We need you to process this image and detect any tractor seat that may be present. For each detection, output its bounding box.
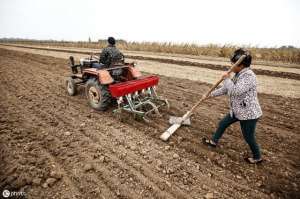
[109,68,124,82]
[80,58,98,67]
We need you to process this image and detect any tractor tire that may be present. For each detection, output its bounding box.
[85,78,111,111]
[66,77,77,96]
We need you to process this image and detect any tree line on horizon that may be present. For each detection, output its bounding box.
[0,37,299,64]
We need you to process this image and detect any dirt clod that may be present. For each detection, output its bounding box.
[204,192,214,199]
[173,153,180,159]
[83,163,94,172]
[32,178,42,186]
[50,171,62,179]
[45,178,57,187]
[64,131,72,136]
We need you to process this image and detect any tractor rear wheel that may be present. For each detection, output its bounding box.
[66,77,77,96]
[85,78,111,111]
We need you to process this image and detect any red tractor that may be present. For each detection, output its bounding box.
[66,55,169,121]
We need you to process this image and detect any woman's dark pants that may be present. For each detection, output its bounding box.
[212,113,261,160]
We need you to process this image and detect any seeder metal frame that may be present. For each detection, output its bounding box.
[113,86,169,122]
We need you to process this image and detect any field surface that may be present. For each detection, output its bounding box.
[0,46,299,199]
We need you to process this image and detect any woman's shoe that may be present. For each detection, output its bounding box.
[202,137,217,147]
[244,157,263,164]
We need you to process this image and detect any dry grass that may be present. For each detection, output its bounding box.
[1,39,299,64]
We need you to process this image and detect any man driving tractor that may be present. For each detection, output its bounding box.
[88,37,125,111]
[92,37,124,69]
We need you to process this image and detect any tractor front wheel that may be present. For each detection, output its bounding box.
[85,78,111,111]
[66,77,77,96]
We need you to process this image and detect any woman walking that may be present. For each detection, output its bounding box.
[202,48,263,164]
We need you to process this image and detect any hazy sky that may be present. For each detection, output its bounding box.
[0,0,299,47]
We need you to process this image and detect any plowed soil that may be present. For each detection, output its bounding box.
[0,48,299,199]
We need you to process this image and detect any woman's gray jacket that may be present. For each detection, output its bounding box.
[210,68,262,120]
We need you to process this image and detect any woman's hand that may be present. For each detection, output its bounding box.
[221,71,231,80]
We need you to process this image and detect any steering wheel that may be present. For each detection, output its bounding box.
[89,53,99,61]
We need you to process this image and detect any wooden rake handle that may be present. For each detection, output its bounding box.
[184,54,247,119]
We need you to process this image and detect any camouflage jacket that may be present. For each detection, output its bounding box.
[100,45,124,66]
[210,68,262,120]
